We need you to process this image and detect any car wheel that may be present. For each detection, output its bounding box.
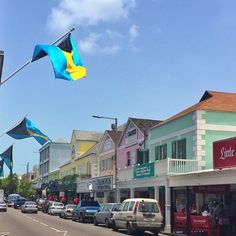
[79,214,85,223]
[112,221,118,231]
[152,231,160,236]
[105,218,109,228]
[94,217,98,226]
[126,222,133,235]
[72,215,76,221]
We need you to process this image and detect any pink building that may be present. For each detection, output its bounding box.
[117,117,161,201]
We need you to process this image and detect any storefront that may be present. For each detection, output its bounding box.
[76,178,93,200]
[169,136,236,235]
[92,175,114,203]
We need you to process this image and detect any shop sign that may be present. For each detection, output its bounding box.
[192,185,229,194]
[93,176,113,192]
[133,162,154,179]
[213,137,236,169]
[76,179,92,193]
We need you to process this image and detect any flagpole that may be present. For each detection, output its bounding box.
[0,27,75,86]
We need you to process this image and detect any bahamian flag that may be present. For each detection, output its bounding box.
[6,117,51,145]
[0,159,4,177]
[32,33,86,81]
[0,145,13,176]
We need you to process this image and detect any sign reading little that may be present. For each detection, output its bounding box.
[213,137,236,169]
[133,162,154,179]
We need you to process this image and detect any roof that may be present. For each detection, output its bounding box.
[130,117,162,133]
[152,90,236,128]
[72,130,103,142]
[107,130,123,143]
[77,142,100,159]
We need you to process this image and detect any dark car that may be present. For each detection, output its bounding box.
[72,200,100,223]
[94,203,121,228]
[14,197,27,209]
[42,200,52,213]
[36,198,46,211]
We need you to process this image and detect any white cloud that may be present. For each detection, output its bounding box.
[78,30,123,54]
[47,0,136,32]
[129,24,139,43]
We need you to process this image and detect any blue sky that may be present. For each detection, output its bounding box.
[1,0,236,175]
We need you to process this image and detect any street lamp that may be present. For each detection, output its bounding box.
[0,50,4,84]
[92,115,118,203]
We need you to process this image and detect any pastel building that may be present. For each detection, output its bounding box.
[148,90,236,232]
[117,117,161,201]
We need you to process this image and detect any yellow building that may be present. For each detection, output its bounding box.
[60,130,103,179]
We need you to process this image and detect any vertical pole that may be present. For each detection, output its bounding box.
[114,118,118,203]
[186,186,190,236]
[27,162,29,180]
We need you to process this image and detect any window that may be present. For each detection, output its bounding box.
[155,144,167,160]
[104,138,112,151]
[123,202,130,211]
[136,149,149,164]
[127,152,131,166]
[172,139,186,159]
[126,123,137,145]
[128,201,135,211]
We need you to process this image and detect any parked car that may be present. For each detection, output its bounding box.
[59,204,76,219]
[7,193,20,207]
[0,200,7,212]
[48,201,64,215]
[94,203,121,228]
[112,198,163,236]
[72,200,100,223]
[36,198,46,211]
[21,201,38,213]
[14,197,27,209]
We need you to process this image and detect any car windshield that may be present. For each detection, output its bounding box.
[67,204,76,209]
[0,201,5,204]
[138,202,159,213]
[54,203,64,207]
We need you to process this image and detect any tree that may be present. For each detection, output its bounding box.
[0,173,19,195]
[18,178,36,199]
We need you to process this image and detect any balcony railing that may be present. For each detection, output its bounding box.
[118,158,204,181]
[167,158,203,175]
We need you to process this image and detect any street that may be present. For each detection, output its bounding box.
[0,208,126,236]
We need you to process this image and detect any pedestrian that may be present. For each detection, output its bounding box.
[229,198,236,236]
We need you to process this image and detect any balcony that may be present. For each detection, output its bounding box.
[155,158,204,176]
[118,158,204,181]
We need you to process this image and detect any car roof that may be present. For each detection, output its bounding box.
[123,198,158,202]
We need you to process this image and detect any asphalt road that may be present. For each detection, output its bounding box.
[0,207,125,236]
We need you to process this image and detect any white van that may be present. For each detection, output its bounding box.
[112,198,163,235]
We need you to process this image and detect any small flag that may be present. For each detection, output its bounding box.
[0,145,13,176]
[0,159,4,177]
[32,33,86,81]
[7,117,51,145]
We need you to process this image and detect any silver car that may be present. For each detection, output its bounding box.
[48,201,64,215]
[21,201,38,213]
[59,204,76,219]
[94,203,121,228]
[0,200,7,212]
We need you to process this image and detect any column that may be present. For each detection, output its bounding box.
[155,186,159,201]
[130,187,134,198]
[117,188,121,203]
[164,186,171,233]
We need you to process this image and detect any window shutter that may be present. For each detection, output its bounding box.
[172,141,176,159]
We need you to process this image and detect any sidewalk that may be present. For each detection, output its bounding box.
[159,233,186,236]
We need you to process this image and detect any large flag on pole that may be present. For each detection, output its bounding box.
[32,33,86,81]
[0,159,4,177]
[0,145,13,176]
[6,117,51,145]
